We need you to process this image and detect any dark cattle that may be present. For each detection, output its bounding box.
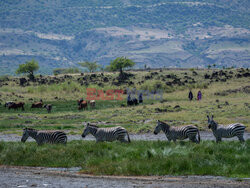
[77,98,84,106]
[133,98,138,105]
[4,101,14,108]
[44,104,52,113]
[78,101,88,110]
[31,99,43,108]
[88,100,95,108]
[8,102,25,110]
[127,98,138,106]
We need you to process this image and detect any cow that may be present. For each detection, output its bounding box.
[4,101,14,108]
[88,100,96,108]
[8,102,25,110]
[31,99,43,108]
[44,104,52,113]
[78,100,88,110]
[127,95,138,106]
[77,98,84,106]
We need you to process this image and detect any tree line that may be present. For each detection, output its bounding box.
[15,57,135,79]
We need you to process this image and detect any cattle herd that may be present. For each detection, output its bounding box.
[4,100,52,113]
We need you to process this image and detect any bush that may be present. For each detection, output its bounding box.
[0,75,9,82]
[53,68,80,75]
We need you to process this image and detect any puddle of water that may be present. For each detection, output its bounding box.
[46,167,81,172]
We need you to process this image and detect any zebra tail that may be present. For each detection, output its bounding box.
[64,135,68,144]
[127,132,131,143]
[197,130,201,143]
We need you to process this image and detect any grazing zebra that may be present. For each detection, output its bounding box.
[154,120,200,143]
[81,123,131,143]
[207,115,245,143]
[21,128,67,145]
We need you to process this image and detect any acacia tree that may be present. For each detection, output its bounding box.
[78,61,100,72]
[16,59,39,80]
[109,57,135,77]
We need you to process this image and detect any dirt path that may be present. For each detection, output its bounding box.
[0,166,249,188]
[0,132,249,142]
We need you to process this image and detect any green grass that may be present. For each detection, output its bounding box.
[0,69,249,134]
[0,140,249,178]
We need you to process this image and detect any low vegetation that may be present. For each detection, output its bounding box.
[0,68,249,134]
[0,68,249,177]
[0,140,249,178]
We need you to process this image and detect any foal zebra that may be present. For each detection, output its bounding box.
[154,120,200,143]
[81,123,131,143]
[207,115,245,143]
[21,128,67,145]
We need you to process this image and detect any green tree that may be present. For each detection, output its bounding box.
[16,59,39,80]
[207,65,211,69]
[213,64,216,68]
[78,61,100,72]
[109,57,135,77]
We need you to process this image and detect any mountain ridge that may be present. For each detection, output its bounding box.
[0,0,249,75]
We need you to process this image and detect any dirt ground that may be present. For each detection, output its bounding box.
[0,132,250,142]
[0,166,249,188]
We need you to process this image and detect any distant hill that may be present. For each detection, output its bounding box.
[0,0,249,75]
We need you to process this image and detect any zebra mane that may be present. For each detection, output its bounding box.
[159,120,169,126]
[87,123,99,128]
[158,120,170,129]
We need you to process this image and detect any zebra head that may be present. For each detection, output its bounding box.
[82,123,93,138]
[21,128,37,142]
[21,128,30,142]
[154,120,169,134]
[207,115,217,130]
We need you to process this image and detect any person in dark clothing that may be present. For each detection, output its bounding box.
[197,90,202,101]
[138,93,143,103]
[188,90,193,101]
[127,94,132,106]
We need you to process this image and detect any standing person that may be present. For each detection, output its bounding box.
[197,90,202,101]
[188,90,193,101]
[138,93,143,104]
[127,94,131,106]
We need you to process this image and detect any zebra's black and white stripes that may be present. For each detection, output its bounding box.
[81,123,131,143]
[21,128,67,145]
[207,115,245,143]
[154,120,200,143]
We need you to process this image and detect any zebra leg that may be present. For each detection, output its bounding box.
[237,135,245,143]
[189,136,198,143]
[216,137,222,143]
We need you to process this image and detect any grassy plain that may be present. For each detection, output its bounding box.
[0,68,249,177]
[0,69,249,135]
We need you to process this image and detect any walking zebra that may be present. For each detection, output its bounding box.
[21,128,67,145]
[81,123,131,143]
[207,115,245,143]
[154,120,200,143]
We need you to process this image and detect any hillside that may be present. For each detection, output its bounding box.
[0,0,250,75]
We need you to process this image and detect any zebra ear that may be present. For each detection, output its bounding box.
[211,115,214,120]
[207,115,210,120]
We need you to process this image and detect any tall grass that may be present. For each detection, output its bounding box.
[0,140,249,178]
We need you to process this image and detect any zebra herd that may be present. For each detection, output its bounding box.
[21,115,246,145]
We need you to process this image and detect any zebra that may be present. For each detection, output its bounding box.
[21,128,67,145]
[207,115,245,143]
[154,120,200,143]
[81,123,131,143]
